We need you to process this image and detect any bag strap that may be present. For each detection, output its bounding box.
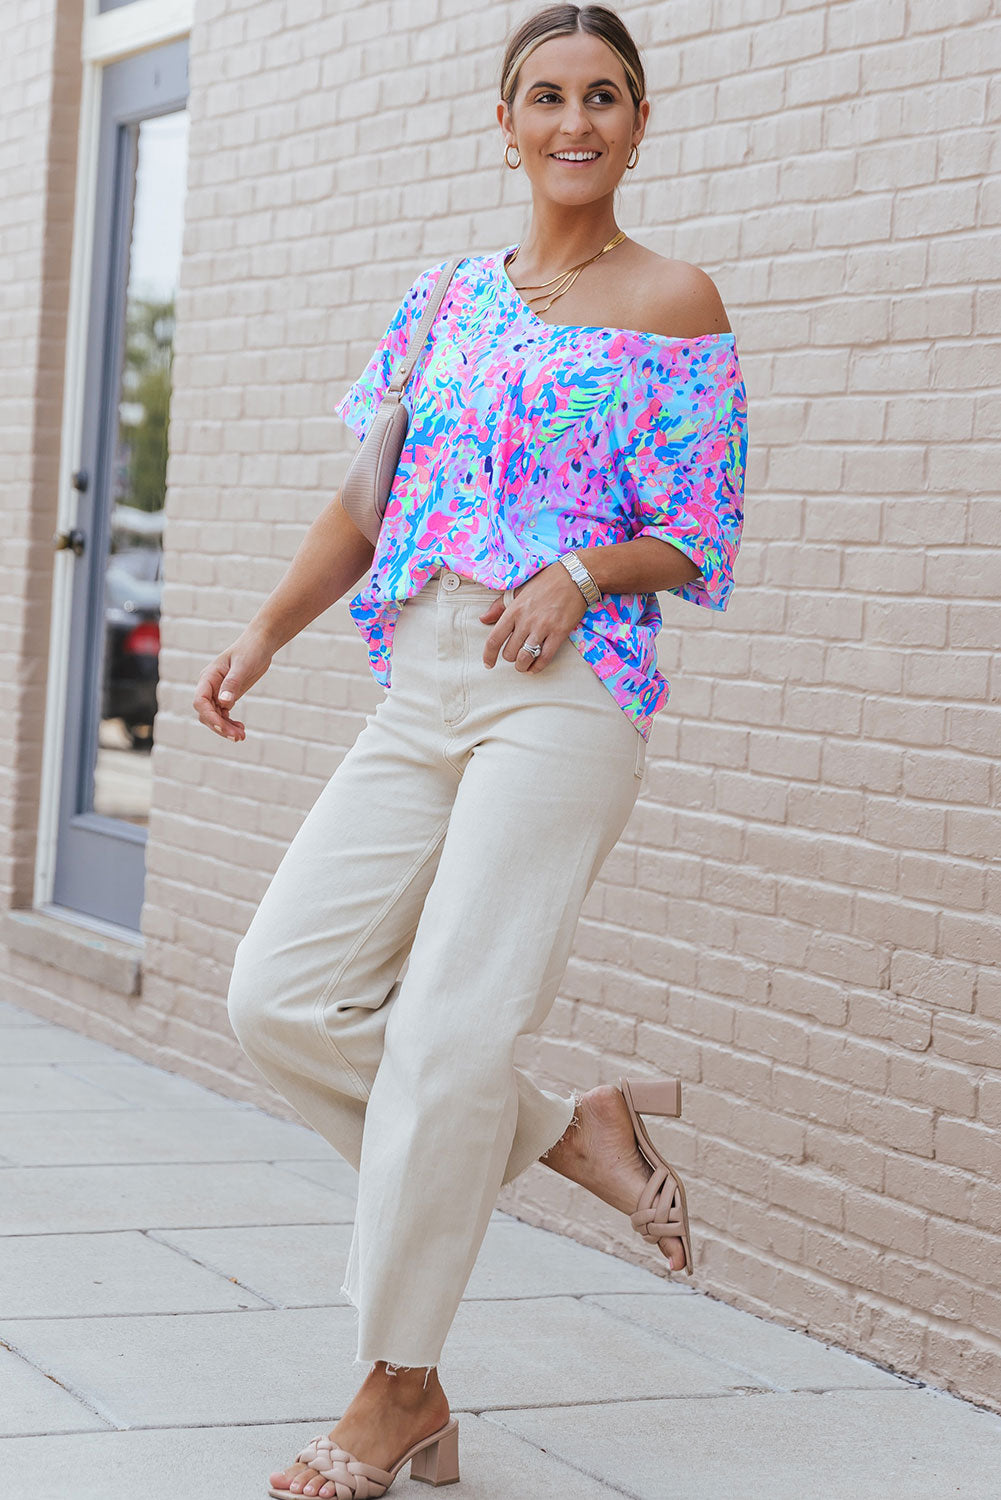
[387,254,464,394]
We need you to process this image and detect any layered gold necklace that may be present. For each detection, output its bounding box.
[506,229,626,313]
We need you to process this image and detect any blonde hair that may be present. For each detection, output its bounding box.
[500,4,646,115]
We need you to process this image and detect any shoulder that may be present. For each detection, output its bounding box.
[415,250,484,285]
[630,248,733,340]
[407,251,484,307]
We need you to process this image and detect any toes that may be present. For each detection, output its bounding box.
[663,1240,684,1271]
[666,1203,685,1269]
[270,1463,319,1496]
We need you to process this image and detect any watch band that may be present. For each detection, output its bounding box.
[558,550,603,607]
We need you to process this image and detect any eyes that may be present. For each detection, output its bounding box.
[532,89,617,106]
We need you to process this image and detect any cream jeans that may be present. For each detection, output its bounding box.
[226,567,646,1375]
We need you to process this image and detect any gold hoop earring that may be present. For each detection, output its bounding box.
[504,143,521,170]
[626,144,639,169]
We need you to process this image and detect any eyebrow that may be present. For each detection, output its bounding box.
[526,78,621,91]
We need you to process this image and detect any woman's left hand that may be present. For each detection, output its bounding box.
[479,563,591,672]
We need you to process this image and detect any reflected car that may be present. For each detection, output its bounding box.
[102,546,162,749]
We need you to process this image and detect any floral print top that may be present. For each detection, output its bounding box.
[333,243,748,740]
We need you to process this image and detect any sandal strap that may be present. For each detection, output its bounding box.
[631,1163,685,1245]
[293,1435,395,1497]
[631,1205,685,1241]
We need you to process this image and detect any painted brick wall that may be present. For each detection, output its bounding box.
[0,0,83,908]
[3,0,999,1412]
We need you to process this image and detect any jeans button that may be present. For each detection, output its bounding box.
[442,571,459,591]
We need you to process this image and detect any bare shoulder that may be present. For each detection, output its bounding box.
[628,246,733,339]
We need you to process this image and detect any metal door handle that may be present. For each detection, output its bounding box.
[53,528,86,556]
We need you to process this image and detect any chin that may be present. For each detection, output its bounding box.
[542,188,608,206]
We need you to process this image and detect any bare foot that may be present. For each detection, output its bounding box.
[541,1083,687,1272]
[269,1361,450,1497]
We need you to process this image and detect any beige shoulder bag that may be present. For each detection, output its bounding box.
[340,255,465,545]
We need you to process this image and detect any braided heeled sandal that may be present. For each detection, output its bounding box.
[267,1415,459,1498]
[619,1075,694,1276]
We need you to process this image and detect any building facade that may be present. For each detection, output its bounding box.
[2,0,1000,1412]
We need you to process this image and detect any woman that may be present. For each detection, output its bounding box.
[196,5,747,1495]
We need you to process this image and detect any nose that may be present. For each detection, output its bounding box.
[559,101,591,134]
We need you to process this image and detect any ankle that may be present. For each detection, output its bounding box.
[539,1089,586,1167]
[366,1361,440,1398]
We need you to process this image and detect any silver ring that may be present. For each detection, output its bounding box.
[519,641,542,659]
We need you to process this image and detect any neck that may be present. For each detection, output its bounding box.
[512,202,623,273]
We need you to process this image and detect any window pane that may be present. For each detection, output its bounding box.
[94,108,188,823]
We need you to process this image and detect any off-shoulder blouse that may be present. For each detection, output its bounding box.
[334,243,748,740]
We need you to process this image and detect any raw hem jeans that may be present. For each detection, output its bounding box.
[226,567,646,1376]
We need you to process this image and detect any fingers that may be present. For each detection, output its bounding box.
[524,645,553,671]
[192,667,246,742]
[493,624,554,672]
[483,593,560,671]
[477,597,506,625]
[478,597,508,667]
[500,603,552,671]
[508,633,551,671]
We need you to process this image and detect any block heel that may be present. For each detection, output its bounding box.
[410,1415,460,1485]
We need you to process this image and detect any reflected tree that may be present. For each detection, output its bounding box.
[116,294,175,520]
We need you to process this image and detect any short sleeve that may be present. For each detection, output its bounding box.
[614,342,748,611]
[333,258,448,443]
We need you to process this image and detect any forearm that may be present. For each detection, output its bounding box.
[573,536,702,596]
[244,492,375,652]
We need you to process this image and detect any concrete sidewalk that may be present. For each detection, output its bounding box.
[1,997,999,1500]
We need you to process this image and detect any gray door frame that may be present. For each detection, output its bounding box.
[52,35,188,930]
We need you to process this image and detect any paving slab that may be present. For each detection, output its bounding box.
[150,1223,358,1309]
[0,1295,750,1428]
[487,1387,1001,1500]
[436,1295,748,1405]
[0,1001,46,1025]
[0,1345,109,1438]
[0,1412,625,1500]
[266,1155,361,1197]
[148,1216,683,1312]
[462,1216,691,1300]
[41,1060,256,1110]
[0,1106,335,1166]
[0,1306,364,1429]
[1,1161,357,1235]
[0,1028,145,1066]
[0,1231,271,1318]
[585,1290,909,1392]
[0,1065,137,1113]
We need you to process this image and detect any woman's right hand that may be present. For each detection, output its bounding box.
[192,628,274,743]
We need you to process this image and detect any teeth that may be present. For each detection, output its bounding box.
[552,151,599,161]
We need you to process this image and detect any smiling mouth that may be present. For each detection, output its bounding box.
[549,150,602,163]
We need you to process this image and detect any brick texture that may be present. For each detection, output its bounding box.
[2,0,1000,1415]
[0,0,83,907]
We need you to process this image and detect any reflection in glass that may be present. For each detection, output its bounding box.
[94,108,188,824]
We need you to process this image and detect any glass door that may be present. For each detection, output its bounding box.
[52,36,188,929]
